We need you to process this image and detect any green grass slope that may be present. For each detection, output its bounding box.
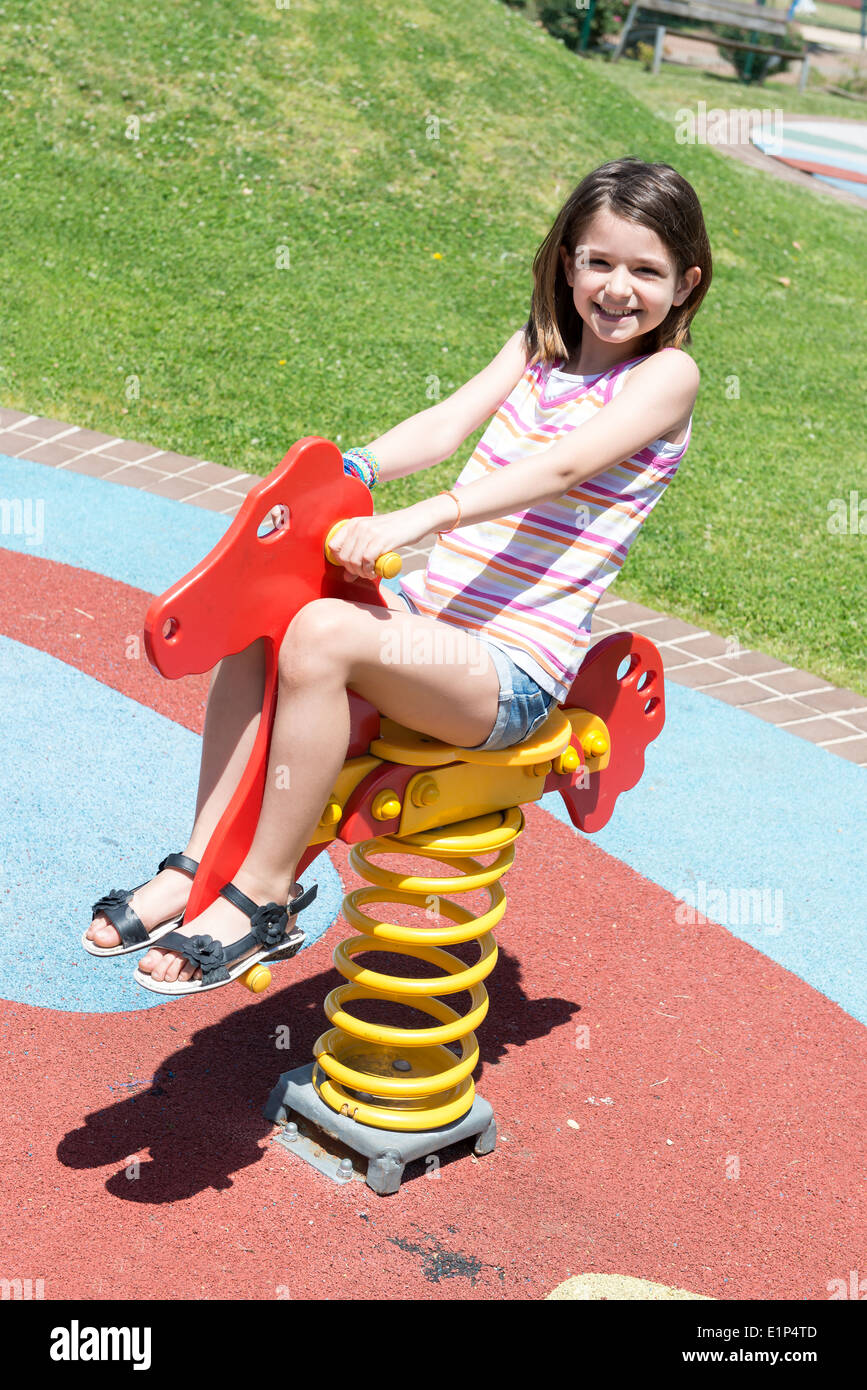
[0,0,864,690]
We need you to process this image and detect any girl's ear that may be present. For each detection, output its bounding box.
[559,243,574,285]
[673,265,701,306]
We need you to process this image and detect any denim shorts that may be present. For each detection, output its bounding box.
[394,584,559,752]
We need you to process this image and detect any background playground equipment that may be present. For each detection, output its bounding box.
[144,438,665,1193]
[751,115,867,200]
[611,0,825,87]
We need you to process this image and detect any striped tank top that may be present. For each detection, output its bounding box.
[399,348,693,703]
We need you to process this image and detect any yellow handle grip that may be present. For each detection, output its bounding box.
[324,521,402,580]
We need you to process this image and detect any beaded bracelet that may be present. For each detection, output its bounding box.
[342,445,380,490]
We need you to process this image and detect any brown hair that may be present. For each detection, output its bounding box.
[522,157,712,367]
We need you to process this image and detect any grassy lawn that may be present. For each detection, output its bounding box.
[600,49,866,120]
[0,0,864,692]
[793,1,866,34]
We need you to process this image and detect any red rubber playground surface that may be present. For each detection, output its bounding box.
[1,463,865,1303]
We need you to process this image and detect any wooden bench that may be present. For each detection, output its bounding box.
[611,0,821,90]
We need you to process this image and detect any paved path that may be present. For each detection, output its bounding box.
[3,407,865,764]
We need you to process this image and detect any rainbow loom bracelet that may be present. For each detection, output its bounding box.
[342,446,380,489]
[342,454,369,486]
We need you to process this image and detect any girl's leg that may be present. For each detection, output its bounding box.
[138,596,501,983]
[185,636,268,857]
[86,638,266,946]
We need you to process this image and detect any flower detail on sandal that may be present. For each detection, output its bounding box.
[249,902,289,950]
[134,879,317,994]
[91,888,129,915]
[178,934,230,983]
[186,934,224,966]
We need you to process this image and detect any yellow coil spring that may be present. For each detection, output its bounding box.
[312,807,525,1132]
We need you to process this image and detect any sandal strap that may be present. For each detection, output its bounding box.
[154,880,317,985]
[156,923,301,985]
[90,889,149,947]
[288,882,318,915]
[219,879,318,920]
[157,931,232,984]
[218,880,264,919]
[91,852,198,948]
[158,852,199,877]
[219,893,292,952]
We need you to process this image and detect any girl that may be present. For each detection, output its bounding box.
[86,156,711,993]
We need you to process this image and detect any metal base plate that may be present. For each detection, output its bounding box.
[263,1062,496,1195]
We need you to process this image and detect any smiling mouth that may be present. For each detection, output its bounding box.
[593,301,637,320]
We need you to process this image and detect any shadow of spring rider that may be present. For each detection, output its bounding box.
[144,437,665,1195]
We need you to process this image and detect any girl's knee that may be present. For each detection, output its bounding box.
[279,600,352,680]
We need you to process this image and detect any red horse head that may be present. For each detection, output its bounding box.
[143,436,386,918]
[144,436,378,679]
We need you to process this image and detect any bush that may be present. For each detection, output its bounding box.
[834,69,867,98]
[715,23,804,84]
[635,39,656,71]
[535,0,628,54]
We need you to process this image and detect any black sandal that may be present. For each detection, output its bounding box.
[83,852,200,958]
[133,878,317,995]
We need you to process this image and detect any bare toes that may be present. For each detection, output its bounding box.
[151,953,171,982]
[88,917,120,947]
[158,952,187,983]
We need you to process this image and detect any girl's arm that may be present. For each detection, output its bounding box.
[406,349,700,537]
[361,328,529,483]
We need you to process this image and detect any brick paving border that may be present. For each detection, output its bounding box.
[3,405,866,766]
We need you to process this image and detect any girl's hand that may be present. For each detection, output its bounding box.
[327,504,435,582]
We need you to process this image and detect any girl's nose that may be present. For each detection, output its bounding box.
[605,267,632,299]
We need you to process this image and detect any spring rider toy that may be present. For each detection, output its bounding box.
[144,437,664,1194]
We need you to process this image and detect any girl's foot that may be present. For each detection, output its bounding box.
[86,863,195,949]
[137,868,301,985]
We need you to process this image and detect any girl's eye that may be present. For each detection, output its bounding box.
[589,260,661,276]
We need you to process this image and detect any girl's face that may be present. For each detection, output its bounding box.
[559,208,700,345]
